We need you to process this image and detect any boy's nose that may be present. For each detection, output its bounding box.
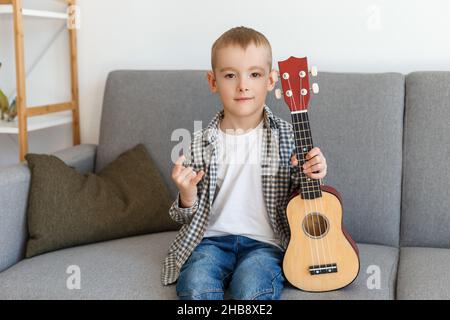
[238,82,249,92]
[237,78,250,92]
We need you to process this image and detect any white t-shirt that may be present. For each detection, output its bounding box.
[204,120,282,249]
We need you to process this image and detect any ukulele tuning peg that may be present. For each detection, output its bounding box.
[275,88,283,99]
[311,83,319,94]
[310,66,318,77]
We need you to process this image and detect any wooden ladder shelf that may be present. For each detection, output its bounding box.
[0,0,80,162]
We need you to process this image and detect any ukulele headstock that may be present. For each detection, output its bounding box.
[274,56,319,112]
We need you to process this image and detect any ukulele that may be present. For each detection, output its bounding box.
[275,56,360,292]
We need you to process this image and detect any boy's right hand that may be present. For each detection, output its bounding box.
[172,155,205,208]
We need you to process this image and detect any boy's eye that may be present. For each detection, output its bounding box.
[224,72,262,79]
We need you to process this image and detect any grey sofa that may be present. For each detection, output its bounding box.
[0,70,449,300]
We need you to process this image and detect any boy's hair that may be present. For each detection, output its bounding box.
[211,26,272,73]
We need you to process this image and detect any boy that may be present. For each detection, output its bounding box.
[162,26,327,300]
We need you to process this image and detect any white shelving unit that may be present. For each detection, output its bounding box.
[0,112,72,134]
[0,0,80,162]
[0,5,69,19]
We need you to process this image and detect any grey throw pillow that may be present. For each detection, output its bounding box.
[24,143,179,258]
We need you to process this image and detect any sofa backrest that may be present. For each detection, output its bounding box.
[96,70,405,247]
[95,70,221,194]
[401,72,450,248]
[284,72,405,247]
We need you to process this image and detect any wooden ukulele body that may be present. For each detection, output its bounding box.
[283,185,360,292]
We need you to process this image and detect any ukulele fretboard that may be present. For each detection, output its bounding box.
[291,111,322,199]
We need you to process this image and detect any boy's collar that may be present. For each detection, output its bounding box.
[204,104,276,144]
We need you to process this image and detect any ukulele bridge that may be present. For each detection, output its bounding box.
[309,263,338,275]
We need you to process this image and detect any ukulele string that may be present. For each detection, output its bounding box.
[299,75,328,279]
[300,71,334,274]
[298,106,327,270]
[285,75,320,270]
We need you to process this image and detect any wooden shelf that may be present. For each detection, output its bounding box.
[0,0,80,161]
[0,5,69,19]
[0,111,72,134]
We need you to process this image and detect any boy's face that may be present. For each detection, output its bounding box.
[207,43,278,119]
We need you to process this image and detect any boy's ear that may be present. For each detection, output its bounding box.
[266,69,279,92]
[206,71,218,93]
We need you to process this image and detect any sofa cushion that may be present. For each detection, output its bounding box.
[396,247,450,299]
[25,143,179,258]
[0,232,178,299]
[0,236,397,300]
[281,243,399,300]
[401,72,450,248]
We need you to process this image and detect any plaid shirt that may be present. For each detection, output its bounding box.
[161,105,305,285]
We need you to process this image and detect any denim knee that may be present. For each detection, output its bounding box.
[228,244,285,300]
[229,270,285,300]
[176,242,234,300]
[176,258,226,300]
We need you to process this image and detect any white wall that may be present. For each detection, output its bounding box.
[1,0,449,167]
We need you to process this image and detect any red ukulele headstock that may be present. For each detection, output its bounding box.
[275,56,319,112]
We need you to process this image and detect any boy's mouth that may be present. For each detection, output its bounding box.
[234,97,254,102]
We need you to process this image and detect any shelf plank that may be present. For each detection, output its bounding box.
[0,112,72,134]
[0,5,68,19]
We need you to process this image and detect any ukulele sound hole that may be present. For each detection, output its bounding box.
[302,213,329,239]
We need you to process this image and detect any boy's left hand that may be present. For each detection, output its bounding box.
[291,147,327,180]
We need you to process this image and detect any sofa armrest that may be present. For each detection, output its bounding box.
[0,143,97,273]
[0,164,30,273]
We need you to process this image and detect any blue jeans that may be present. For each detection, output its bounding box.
[176,235,285,300]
